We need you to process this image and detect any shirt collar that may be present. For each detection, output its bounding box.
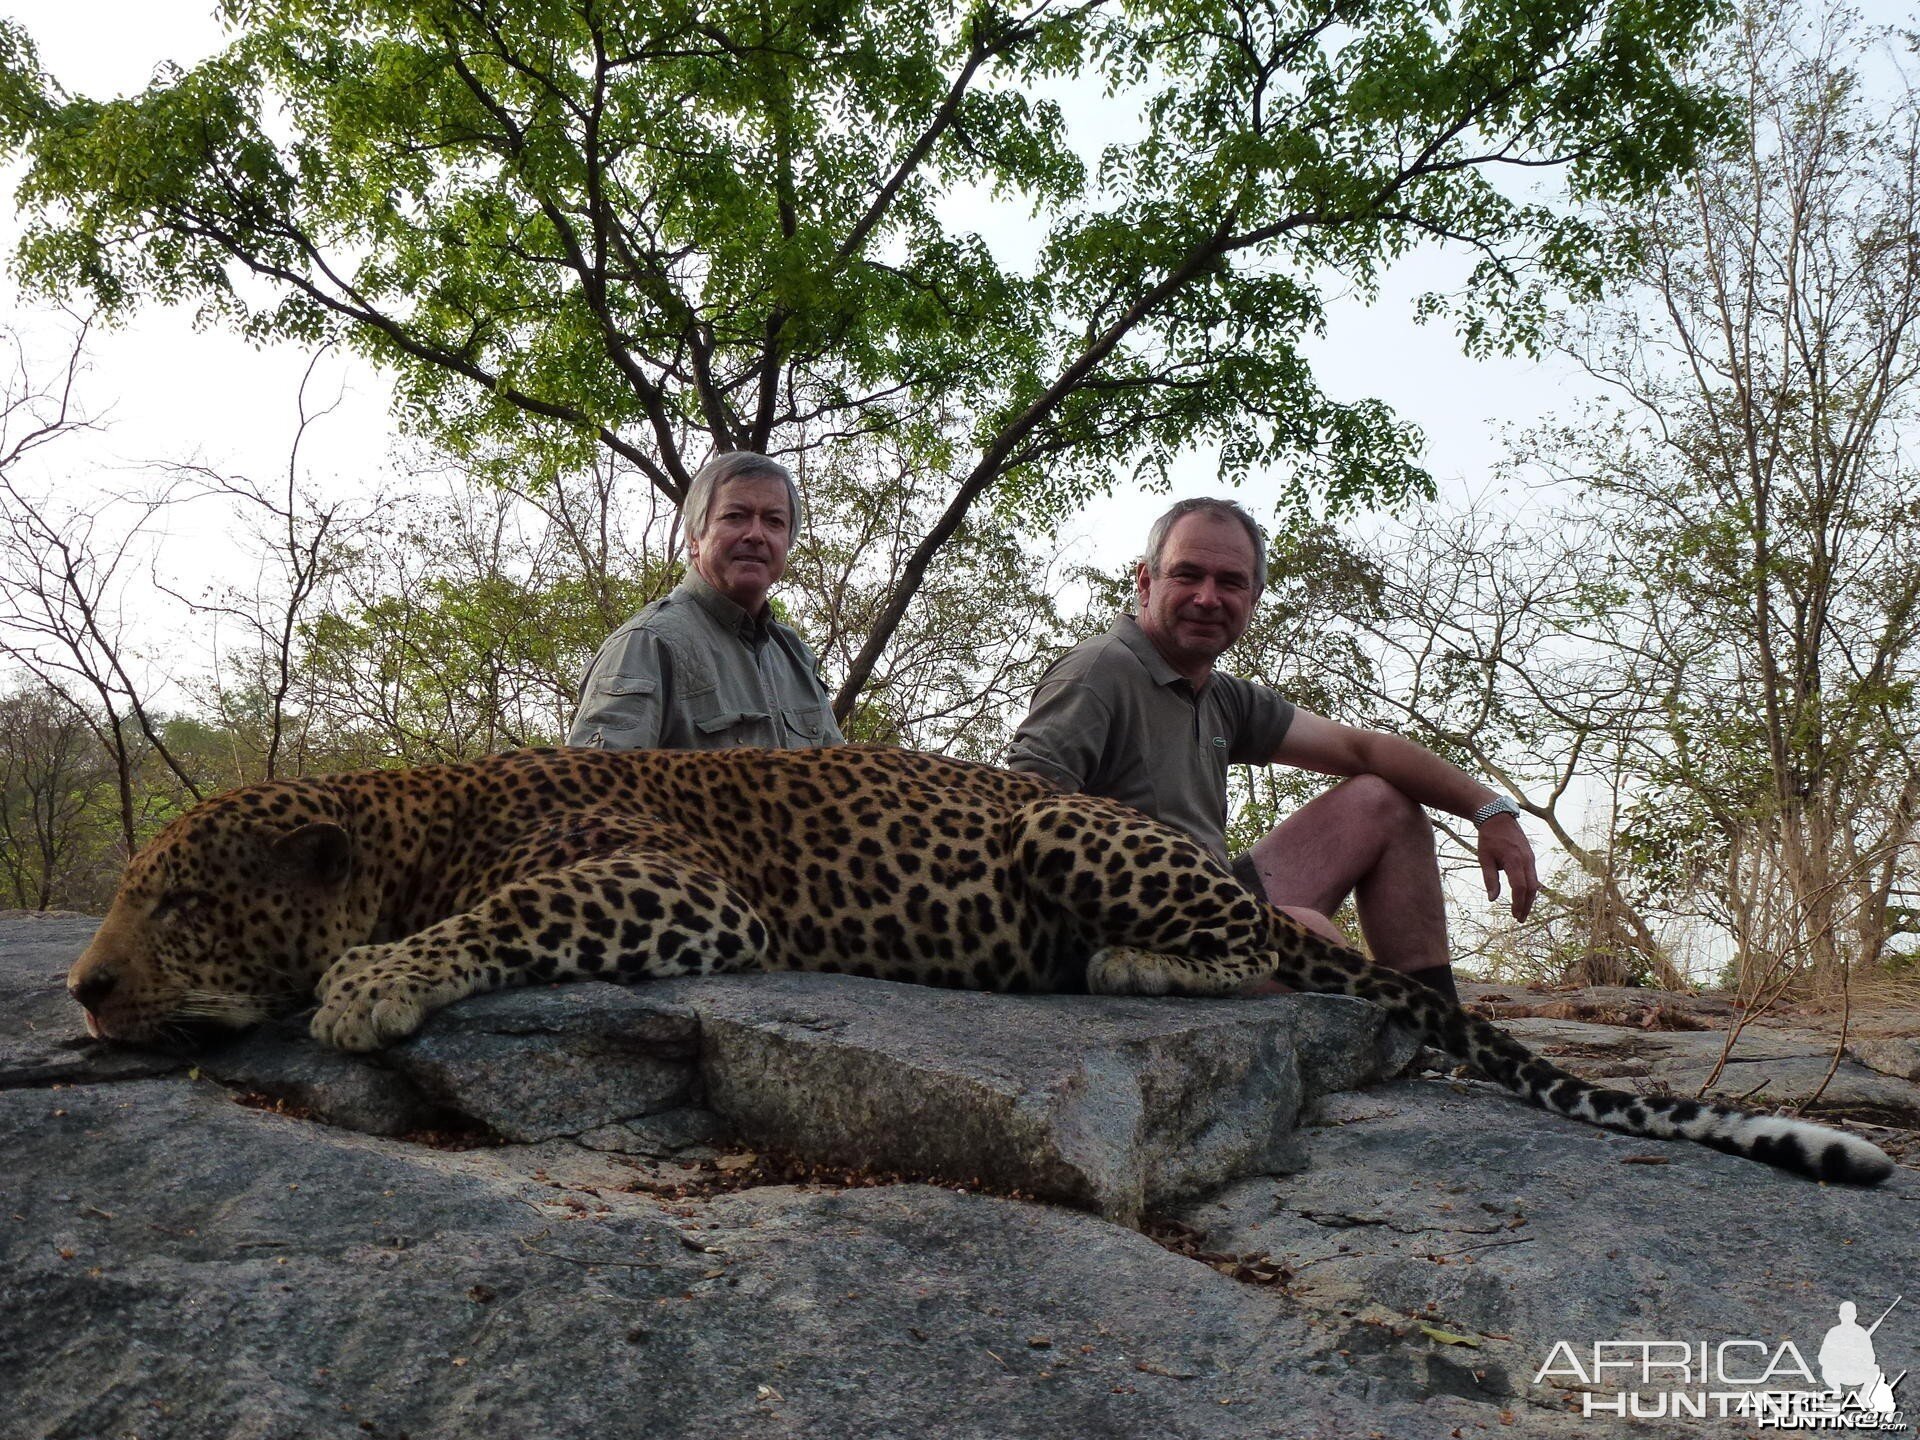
[679,571,773,644]
[1110,612,1199,692]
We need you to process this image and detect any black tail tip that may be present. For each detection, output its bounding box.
[1724,1123,1895,1186]
[1816,1137,1896,1187]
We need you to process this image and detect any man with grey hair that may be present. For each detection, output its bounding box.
[568,451,845,751]
[1007,496,1537,1003]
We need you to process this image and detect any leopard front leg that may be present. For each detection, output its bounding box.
[311,849,770,1051]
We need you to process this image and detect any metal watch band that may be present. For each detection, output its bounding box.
[1471,796,1522,825]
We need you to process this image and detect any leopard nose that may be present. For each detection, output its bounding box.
[71,967,118,1013]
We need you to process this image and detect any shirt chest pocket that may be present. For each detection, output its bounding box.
[577,673,661,748]
[686,686,774,747]
[597,675,656,701]
[781,703,827,743]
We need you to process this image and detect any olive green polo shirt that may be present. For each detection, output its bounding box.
[1006,614,1294,860]
[567,574,845,751]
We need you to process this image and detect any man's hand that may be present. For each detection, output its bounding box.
[1478,815,1538,921]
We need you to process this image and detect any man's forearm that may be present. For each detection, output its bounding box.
[1350,729,1507,822]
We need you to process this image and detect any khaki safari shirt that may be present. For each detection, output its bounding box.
[567,573,846,751]
[1006,614,1294,860]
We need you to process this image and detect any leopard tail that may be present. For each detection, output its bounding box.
[1328,954,1894,1187]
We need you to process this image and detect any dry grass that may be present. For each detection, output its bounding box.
[1782,966,1920,1015]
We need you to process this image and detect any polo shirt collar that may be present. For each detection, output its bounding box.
[680,571,773,643]
[1111,612,1198,691]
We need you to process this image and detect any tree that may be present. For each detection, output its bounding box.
[0,682,122,910]
[0,0,1730,718]
[0,320,206,852]
[293,470,675,763]
[783,427,1077,759]
[1484,3,1920,988]
[167,347,390,784]
[1350,501,1693,985]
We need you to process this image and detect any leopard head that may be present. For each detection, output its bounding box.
[68,788,373,1047]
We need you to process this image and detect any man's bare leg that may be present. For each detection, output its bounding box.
[1242,774,1456,998]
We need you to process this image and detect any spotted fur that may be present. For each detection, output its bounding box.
[69,746,1892,1186]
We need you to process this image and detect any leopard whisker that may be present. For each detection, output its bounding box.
[171,989,287,1027]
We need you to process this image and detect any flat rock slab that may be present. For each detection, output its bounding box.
[1,920,1419,1222]
[651,974,1419,1220]
[1852,1033,1920,1083]
[1462,982,1737,1027]
[343,975,1421,1221]
[0,1073,1729,1440]
[0,913,180,1088]
[1180,1078,1920,1425]
[1467,982,1920,1116]
[387,983,707,1142]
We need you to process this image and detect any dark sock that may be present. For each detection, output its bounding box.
[1407,965,1459,1006]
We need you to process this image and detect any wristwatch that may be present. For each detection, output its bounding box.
[1471,796,1523,826]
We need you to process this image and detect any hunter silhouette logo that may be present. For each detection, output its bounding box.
[1534,1294,1908,1428]
[1820,1299,1905,1418]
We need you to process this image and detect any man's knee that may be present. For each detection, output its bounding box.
[1251,773,1429,854]
[1335,773,1428,831]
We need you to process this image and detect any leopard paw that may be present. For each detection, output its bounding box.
[310,946,438,1051]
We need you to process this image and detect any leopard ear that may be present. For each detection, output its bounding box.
[271,822,351,886]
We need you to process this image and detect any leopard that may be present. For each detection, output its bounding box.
[67,744,1893,1186]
